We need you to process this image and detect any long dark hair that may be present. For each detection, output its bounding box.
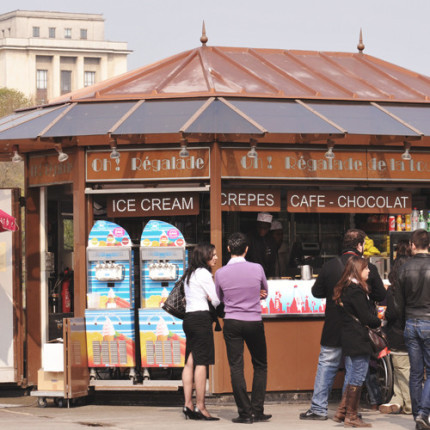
[184,242,215,284]
[333,256,369,304]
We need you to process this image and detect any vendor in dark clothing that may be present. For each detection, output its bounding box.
[246,212,278,278]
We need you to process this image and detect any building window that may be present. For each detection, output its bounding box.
[33,27,40,37]
[61,70,72,94]
[80,29,87,40]
[84,71,95,87]
[64,28,72,39]
[49,27,56,38]
[36,70,48,89]
[36,69,48,105]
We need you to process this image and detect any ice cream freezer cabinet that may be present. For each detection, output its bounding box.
[85,220,136,370]
[139,220,187,369]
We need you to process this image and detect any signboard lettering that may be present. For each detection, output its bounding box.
[221,189,280,212]
[29,153,74,186]
[222,148,430,182]
[287,191,412,214]
[107,193,199,217]
[87,148,210,182]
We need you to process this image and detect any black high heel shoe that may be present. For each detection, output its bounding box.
[182,406,198,420]
[194,407,220,421]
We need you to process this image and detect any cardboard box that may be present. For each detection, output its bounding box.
[37,369,64,391]
[42,343,64,372]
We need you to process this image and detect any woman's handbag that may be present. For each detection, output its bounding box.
[367,326,388,355]
[162,275,186,320]
[339,302,388,356]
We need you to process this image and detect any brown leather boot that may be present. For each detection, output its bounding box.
[333,387,348,423]
[344,385,372,428]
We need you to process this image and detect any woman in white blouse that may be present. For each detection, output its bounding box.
[182,242,220,421]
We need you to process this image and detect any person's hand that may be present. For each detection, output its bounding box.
[260,289,268,299]
[207,295,212,302]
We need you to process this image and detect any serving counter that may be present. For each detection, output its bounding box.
[212,278,337,393]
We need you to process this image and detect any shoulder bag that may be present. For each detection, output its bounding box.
[162,275,186,320]
[339,301,388,357]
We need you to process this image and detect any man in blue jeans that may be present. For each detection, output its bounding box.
[215,232,271,424]
[396,229,430,430]
[299,229,386,421]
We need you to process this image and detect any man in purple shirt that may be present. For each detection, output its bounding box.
[215,232,271,424]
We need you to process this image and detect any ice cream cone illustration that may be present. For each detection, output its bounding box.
[160,287,169,305]
[155,317,169,341]
[102,316,115,342]
[160,231,169,246]
[107,288,117,309]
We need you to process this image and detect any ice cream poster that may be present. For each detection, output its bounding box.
[140,220,185,248]
[85,310,135,367]
[88,220,132,247]
[261,280,326,317]
[139,309,185,367]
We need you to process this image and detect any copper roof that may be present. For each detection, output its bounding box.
[51,45,430,104]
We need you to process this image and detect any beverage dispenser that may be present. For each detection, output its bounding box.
[138,220,187,378]
[85,220,136,380]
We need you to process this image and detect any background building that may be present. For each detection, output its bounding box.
[0,10,131,104]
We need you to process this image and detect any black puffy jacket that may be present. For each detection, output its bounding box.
[396,253,430,325]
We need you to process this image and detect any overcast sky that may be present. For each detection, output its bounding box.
[2,0,430,76]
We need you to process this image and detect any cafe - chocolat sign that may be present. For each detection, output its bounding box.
[287,191,412,214]
[221,148,430,182]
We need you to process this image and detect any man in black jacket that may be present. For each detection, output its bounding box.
[299,229,386,421]
[396,229,430,429]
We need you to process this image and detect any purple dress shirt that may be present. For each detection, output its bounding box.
[215,257,268,321]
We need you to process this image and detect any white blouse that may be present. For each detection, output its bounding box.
[184,267,220,312]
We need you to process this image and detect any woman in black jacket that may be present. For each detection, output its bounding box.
[333,256,381,428]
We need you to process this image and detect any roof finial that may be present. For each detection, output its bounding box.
[200,20,208,45]
[357,28,365,53]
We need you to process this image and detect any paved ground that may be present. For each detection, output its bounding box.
[0,390,416,430]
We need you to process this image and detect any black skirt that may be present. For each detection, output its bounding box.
[183,311,214,366]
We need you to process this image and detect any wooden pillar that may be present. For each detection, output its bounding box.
[25,187,41,385]
[209,141,227,393]
[210,141,222,261]
[12,188,24,384]
[72,147,87,317]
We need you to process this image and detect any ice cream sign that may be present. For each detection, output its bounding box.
[107,193,199,217]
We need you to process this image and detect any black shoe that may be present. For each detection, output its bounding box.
[194,407,220,421]
[232,416,253,424]
[416,414,430,429]
[299,409,328,420]
[253,413,272,422]
[182,406,198,420]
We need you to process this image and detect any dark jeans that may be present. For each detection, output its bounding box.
[223,319,267,418]
[404,319,430,418]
